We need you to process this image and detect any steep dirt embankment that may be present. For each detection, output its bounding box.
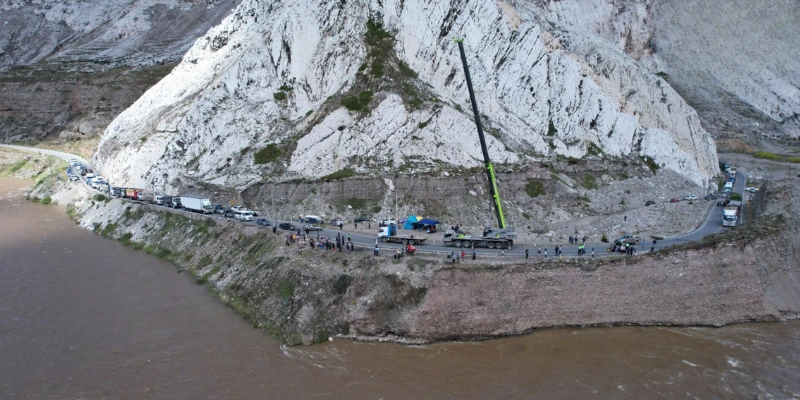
[72,182,800,345]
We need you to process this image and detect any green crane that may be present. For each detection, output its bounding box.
[453,38,509,231]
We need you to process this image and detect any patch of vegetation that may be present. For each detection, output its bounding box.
[278,85,293,91]
[322,167,356,180]
[119,232,134,246]
[240,146,250,155]
[273,91,287,101]
[655,71,669,78]
[100,222,118,237]
[93,194,107,202]
[340,91,374,112]
[601,232,609,242]
[751,150,800,163]
[730,192,743,201]
[522,212,532,220]
[581,175,599,190]
[548,120,558,136]
[578,195,591,203]
[140,137,147,143]
[525,180,545,198]
[197,266,220,285]
[398,61,418,78]
[40,195,52,205]
[641,156,660,173]
[277,279,296,301]
[253,144,282,164]
[586,142,603,157]
[9,159,27,173]
[621,172,630,180]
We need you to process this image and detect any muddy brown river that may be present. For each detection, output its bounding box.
[1,177,798,399]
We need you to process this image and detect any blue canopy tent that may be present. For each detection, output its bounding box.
[403,215,418,230]
[415,218,441,232]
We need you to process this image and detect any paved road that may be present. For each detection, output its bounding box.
[3,144,748,258]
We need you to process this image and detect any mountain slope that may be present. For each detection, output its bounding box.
[94,0,718,192]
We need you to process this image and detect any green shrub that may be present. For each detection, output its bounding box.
[730,192,742,201]
[341,91,374,112]
[253,144,282,164]
[40,195,52,205]
[586,142,603,156]
[582,175,598,190]
[642,156,660,173]
[9,159,27,173]
[322,167,356,180]
[398,61,418,78]
[93,194,107,202]
[278,85,293,91]
[273,91,287,101]
[548,120,557,136]
[278,279,296,300]
[525,181,545,198]
[601,232,609,242]
[140,137,147,143]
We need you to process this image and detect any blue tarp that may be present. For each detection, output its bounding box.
[417,218,440,226]
[403,215,418,230]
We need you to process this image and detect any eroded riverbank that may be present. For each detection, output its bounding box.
[59,175,800,346]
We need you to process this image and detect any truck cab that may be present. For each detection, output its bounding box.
[378,223,398,239]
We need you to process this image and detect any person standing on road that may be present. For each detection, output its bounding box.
[374,245,379,256]
[591,248,594,258]
[525,249,529,259]
[544,248,547,258]
[651,239,657,252]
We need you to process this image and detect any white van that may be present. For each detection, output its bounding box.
[234,210,254,221]
[724,181,733,190]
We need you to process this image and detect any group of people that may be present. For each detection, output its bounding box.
[568,235,587,245]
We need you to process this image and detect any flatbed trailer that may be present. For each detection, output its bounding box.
[377,225,426,245]
[442,230,513,249]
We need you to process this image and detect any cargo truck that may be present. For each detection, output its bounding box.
[180,195,213,214]
[722,202,740,227]
[377,224,426,245]
[124,188,143,200]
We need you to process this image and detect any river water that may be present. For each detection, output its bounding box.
[1,177,798,399]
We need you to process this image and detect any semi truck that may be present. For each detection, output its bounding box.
[377,224,426,245]
[722,202,740,227]
[180,195,213,214]
[442,229,515,249]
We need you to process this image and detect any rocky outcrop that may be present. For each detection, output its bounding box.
[532,0,800,138]
[0,0,242,140]
[93,0,718,192]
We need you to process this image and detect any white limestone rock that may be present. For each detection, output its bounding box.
[95,0,719,191]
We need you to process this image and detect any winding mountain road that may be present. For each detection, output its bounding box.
[2,144,746,258]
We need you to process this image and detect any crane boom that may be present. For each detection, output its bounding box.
[454,38,506,229]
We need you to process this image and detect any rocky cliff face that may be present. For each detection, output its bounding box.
[534,0,800,139]
[93,0,718,191]
[0,0,241,140]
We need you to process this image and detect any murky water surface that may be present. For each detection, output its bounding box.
[1,177,798,399]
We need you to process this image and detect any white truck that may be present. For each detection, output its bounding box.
[722,205,739,227]
[377,224,426,245]
[180,196,214,214]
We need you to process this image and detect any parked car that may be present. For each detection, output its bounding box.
[304,224,323,232]
[684,193,698,201]
[255,218,271,226]
[69,159,78,166]
[234,210,254,221]
[329,218,343,227]
[669,198,680,203]
[69,175,80,181]
[224,209,236,218]
[379,219,396,226]
[745,187,759,193]
[614,235,640,245]
[354,216,368,223]
[645,200,656,206]
[278,222,297,231]
[704,193,716,200]
[213,204,226,213]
